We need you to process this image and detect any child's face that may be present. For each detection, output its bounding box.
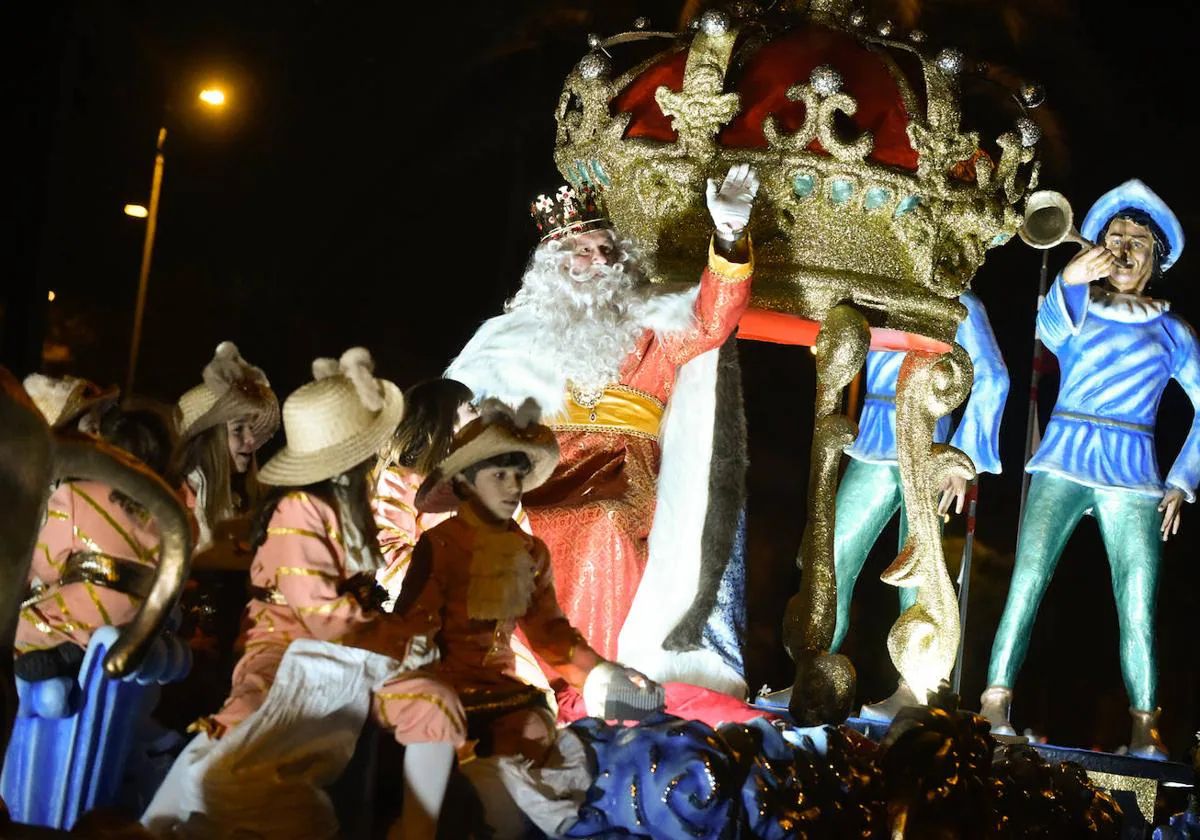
[461,465,527,522]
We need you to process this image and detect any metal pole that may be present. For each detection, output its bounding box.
[125,126,166,397]
[1016,250,1051,530]
[952,480,979,694]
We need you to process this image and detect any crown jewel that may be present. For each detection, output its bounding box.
[530,184,611,242]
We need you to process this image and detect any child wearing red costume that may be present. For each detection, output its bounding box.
[388,399,664,760]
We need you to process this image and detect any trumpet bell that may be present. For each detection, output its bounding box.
[1019,190,1076,249]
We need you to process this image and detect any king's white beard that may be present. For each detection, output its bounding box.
[506,257,655,394]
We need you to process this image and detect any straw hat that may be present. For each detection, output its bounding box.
[177,341,280,444]
[259,348,404,487]
[23,374,119,430]
[416,398,559,514]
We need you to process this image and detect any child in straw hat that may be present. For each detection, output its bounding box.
[170,341,279,555]
[146,349,463,840]
[373,399,664,762]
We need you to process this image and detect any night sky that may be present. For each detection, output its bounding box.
[5,0,1199,755]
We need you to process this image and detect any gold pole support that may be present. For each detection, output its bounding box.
[881,346,975,701]
[783,303,869,724]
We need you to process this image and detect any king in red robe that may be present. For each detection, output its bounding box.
[446,166,759,695]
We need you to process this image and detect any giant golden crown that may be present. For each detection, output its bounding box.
[554,0,1041,343]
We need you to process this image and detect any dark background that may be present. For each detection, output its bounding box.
[4,0,1198,755]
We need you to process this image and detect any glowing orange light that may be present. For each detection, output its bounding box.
[47,290,56,302]
[198,88,227,107]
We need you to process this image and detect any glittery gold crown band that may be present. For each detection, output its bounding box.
[531,185,611,242]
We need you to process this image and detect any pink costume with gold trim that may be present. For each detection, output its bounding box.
[17,480,160,653]
[209,491,465,748]
[447,244,752,689]
[372,465,451,599]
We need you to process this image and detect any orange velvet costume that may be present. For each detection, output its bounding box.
[520,248,753,659]
[209,491,466,748]
[393,503,602,705]
[17,481,161,653]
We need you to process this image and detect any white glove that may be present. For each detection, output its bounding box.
[400,634,441,671]
[582,662,619,717]
[705,163,760,238]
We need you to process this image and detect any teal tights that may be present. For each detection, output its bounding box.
[986,473,1162,710]
[832,460,917,653]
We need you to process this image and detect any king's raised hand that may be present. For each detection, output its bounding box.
[706,163,760,239]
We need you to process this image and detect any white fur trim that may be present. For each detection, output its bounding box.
[445,286,699,416]
[616,348,746,697]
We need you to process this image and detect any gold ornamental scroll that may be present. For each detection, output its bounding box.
[881,346,975,701]
[783,304,869,724]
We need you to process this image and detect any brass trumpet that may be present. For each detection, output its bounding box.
[1018,190,1133,268]
[1018,190,1093,250]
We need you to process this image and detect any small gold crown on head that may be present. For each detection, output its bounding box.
[531,184,610,241]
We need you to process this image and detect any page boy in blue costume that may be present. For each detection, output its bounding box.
[834,290,1010,720]
[980,180,1197,760]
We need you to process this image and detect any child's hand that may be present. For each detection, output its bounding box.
[338,571,389,613]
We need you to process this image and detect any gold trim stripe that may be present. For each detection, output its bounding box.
[47,509,69,520]
[267,527,327,541]
[83,580,114,625]
[379,555,412,585]
[375,691,466,735]
[72,484,153,564]
[295,594,353,615]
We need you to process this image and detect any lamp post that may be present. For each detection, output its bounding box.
[124,87,227,396]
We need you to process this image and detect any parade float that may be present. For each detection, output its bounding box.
[1,0,1198,835]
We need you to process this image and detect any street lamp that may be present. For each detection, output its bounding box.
[124,86,228,396]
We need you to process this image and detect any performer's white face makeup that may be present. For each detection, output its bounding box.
[458,464,527,522]
[1103,218,1155,294]
[568,230,616,279]
[226,417,258,474]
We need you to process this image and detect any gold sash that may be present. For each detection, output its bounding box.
[549,386,664,441]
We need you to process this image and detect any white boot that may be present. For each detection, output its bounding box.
[390,741,455,839]
[859,680,920,722]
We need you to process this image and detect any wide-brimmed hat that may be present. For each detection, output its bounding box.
[23,374,119,429]
[416,398,559,514]
[1081,179,1184,271]
[259,348,404,487]
[177,341,280,445]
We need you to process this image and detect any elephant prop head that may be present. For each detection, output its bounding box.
[0,366,193,762]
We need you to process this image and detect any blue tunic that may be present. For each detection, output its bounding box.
[1026,276,1200,501]
[846,290,1009,474]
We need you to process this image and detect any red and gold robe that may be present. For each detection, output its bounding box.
[447,242,752,689]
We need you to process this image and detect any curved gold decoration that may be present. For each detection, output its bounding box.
[784,304,869,724]
[51,440,194,677]
[881,346,975,701]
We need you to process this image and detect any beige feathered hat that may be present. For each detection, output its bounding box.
[415,398,559,514]
[23,374,119,430]
[258,348,404,487]
[177,341,280,445]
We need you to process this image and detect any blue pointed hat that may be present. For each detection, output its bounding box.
[1081,179,1184,271]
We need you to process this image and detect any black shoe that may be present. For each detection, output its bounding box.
[603,674,666,721]
[14,642,85,682]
